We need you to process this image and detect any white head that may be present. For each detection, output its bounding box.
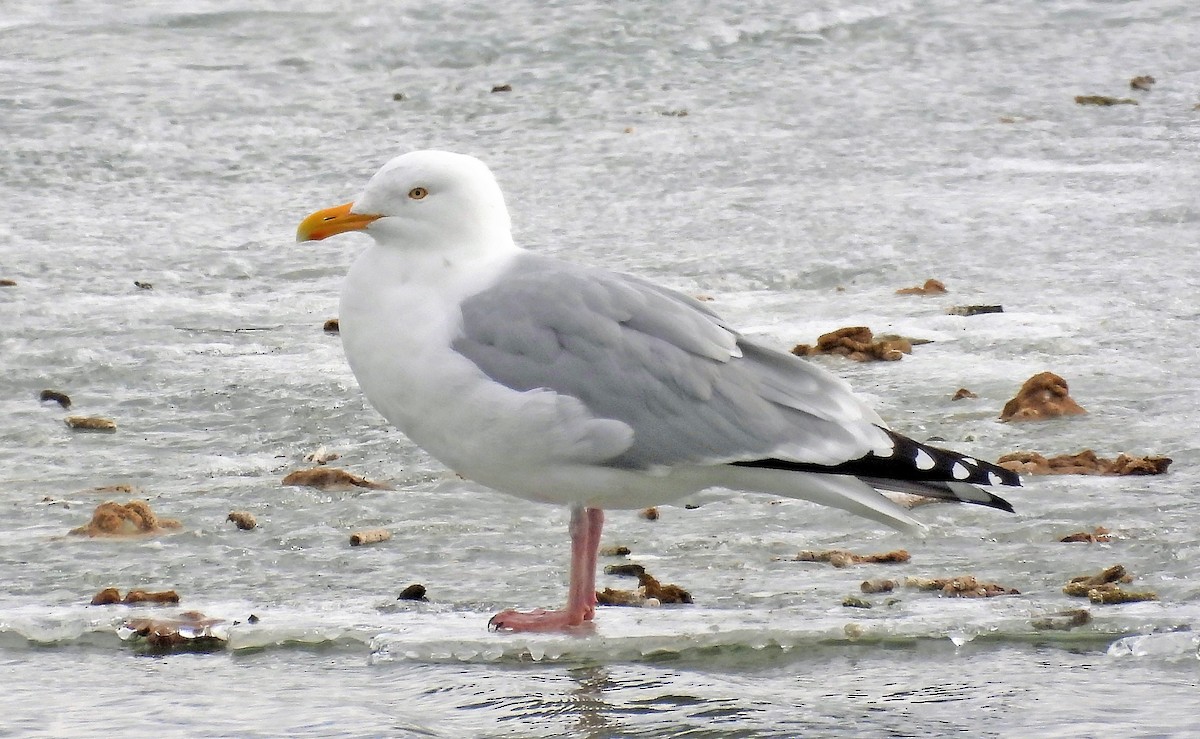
[297,150,514,253]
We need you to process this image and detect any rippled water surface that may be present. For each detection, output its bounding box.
[3,0,1200,736]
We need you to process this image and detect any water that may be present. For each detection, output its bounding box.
[3,0,1200,735]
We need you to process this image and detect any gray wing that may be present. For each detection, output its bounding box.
[451,253,891,471]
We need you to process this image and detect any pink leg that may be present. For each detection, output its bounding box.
[489,505,605,632]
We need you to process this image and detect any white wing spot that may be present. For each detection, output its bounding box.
[963,457,979,468]
[988,472,1004,486]
[914,449,936,470]
[951,462,970,480]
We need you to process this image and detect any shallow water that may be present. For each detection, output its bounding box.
[2,0,1200,735]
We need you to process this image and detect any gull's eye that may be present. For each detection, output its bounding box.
[408,187,428,200]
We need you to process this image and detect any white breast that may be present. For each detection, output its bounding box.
[337,244,633,493]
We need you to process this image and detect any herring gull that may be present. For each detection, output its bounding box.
[296,150,1019,632]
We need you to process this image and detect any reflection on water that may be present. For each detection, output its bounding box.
[386,640,1197,737]
[0,628,1197,735]
[565,664,618,738]
[449,662,770,738]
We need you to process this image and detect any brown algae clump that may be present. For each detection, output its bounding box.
[349,529,392,546]
[905,575,1019,598]
[998,450,1170,476]
[65,416,117,432]
[793,549,910,568]
[227,511,257,530]
[895,278,947,296]
[281,467,390,490]
[999,372,1086,422]
[69,500,182,538]
[791,326,917,362]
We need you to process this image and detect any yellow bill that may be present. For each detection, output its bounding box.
[296,202,382,242]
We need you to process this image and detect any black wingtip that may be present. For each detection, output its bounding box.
[733,429,1023,490]
[987,491,1016,514]
[884,430,1022,488]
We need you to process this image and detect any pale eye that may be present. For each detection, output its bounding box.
[408,187,428,200]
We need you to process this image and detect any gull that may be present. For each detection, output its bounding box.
[296,150,1019,632]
